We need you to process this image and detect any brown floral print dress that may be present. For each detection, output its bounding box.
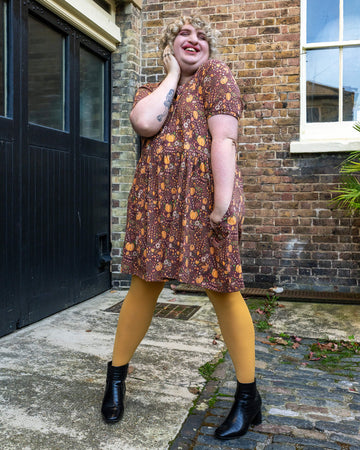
[121,59,245,292]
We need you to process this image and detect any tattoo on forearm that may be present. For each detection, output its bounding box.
[157,89,175,122]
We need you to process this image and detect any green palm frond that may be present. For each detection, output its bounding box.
[331,175,360,211]
[330,122,360,214]
[339,151,360,174]
[353,122,360,133]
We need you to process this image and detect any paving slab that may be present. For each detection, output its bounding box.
[0,289,224,450]
[270,300,360,341]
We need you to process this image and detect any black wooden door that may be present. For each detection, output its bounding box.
[0,0,111,337]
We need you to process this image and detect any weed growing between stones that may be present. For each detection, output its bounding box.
[247,294,281,331]
[264,331,360,379]
[306,335,360,378]
[198,350,226,382]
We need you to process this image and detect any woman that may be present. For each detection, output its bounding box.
[101,16,262,440]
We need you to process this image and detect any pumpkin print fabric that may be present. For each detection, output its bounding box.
[121,59,245,292]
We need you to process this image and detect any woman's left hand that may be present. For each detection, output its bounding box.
[209,210,225,229]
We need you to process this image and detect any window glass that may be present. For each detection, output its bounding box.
[344,0,360,40]
[80,47,105,141]
[28,15,65,130]
[343,46,360,121]
[307,0,339,43]
[306,48,339,122]
[0,1,7,117]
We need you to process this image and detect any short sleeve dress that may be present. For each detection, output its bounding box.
[121,59,245,292]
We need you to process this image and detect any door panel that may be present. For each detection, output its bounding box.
[78,148,111,299]
[0,138,19,334]
[21,142,74,323]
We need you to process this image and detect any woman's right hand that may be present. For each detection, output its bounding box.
[163,45,181,78]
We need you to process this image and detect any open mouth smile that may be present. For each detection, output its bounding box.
[183,45,199,53]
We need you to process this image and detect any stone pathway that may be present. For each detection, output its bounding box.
[170,331,360,450]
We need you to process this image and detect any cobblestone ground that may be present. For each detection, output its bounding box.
[170,331,360,450]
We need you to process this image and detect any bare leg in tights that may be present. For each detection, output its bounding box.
[112,276,255,383]
[112,275,165,367]
[206,290,255,384]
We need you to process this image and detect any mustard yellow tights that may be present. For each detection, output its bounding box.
[112,276,165,367]
[205,289,255,384]
[112,276,255,384]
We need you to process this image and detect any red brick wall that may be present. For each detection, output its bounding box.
[113,0,360,292]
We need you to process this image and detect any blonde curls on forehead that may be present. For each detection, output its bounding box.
[159,16,219,58]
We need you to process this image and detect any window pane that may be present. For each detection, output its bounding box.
[28,16,65,130]
[344,0,360,40]
[80,47,105,141]
[343,47,360,121]
[0,1,7,117]
[307,0,339,43]
[306,48,339,122]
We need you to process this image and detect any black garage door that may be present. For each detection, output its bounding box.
[0,0,112,337]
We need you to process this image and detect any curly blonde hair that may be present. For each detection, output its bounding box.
[159,16,219,58]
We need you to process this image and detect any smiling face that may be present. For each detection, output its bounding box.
[172,23,210,83]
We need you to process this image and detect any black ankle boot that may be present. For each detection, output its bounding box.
[101,361,129,423]
[215,380,262,440]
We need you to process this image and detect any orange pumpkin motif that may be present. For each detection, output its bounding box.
[212,269,218,278]
[125,242,134,252]
[165,134,175,143]
[155,262,163,271]
[190,210,198,220]
[197,136,205,147]
[227,216,237,226]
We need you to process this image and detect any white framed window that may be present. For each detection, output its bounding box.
[291,0,360,153]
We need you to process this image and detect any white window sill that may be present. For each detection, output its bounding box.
[290,139,360,153]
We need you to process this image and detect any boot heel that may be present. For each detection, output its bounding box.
[252,410,262,426]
